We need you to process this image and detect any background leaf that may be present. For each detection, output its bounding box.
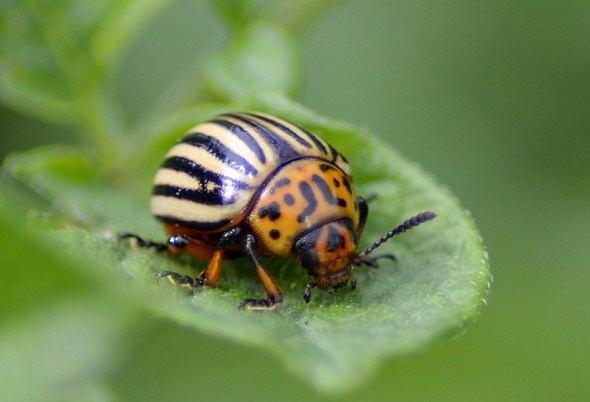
[205,22,299,100]
[211,0,341,32]
[14,1,590,400]
[0,0,175,174]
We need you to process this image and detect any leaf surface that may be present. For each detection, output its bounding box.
[4,99,489,392]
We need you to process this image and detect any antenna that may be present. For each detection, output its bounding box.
[357,211,437,258]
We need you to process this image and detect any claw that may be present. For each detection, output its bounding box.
[238,297,279,311]
[156,271,203,290]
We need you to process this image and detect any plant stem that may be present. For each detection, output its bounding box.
[24,0,125,173]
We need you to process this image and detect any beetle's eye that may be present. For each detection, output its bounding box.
[168,235,188,249]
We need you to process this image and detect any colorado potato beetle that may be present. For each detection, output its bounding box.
[121,112,436,310]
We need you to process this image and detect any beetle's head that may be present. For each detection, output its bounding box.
[293,219,358,302]
[294,212,437,303]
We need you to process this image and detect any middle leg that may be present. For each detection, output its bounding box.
[239,234,284,311]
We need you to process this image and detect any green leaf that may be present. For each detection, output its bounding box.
[0,185,138,402]
[205,22,299,100]
[1,1,75,122]
[4,101,489,393]
[210,0,342,32]
[209,0,254,27]
[0,0,167,124]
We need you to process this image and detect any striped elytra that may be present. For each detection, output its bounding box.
[125,111,437,310]
[151,112,351,232]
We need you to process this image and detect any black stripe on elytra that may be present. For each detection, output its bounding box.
[181,132,258,176]
[328,143,348,163]
[286,122,328,155]
[247,113,312,149]
[153,185,236,206]
[210,118,266,164]
[297,181,318,223]
[327,225,346,253]
[161,157,252,190]
[311,174,347,208]
[250,111,329,156]
[227,113,301,163]
[154,215,231,232]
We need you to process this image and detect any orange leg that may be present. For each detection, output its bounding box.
[122,231,226,293]
[239,234,284,311]
[197,249,224,288]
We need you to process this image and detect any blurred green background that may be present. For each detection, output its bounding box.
[1,1,589,401]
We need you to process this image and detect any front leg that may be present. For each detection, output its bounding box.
[119,232,189,255]
[119,232,168,253]
[239,234,284,311]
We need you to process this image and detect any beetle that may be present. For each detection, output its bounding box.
[121,112,436,310]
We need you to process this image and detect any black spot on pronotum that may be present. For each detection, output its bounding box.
[283,193,295,206]
[333,178,341,188]
[270,177,291,195]
[297,181,318,223]
[269,229,281,240]
[275,177,291,187]
[311,174,348,208]
[258,202,281,221]
[319,163,335,172]
[312,174,335,202]
[341,175,352,194]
